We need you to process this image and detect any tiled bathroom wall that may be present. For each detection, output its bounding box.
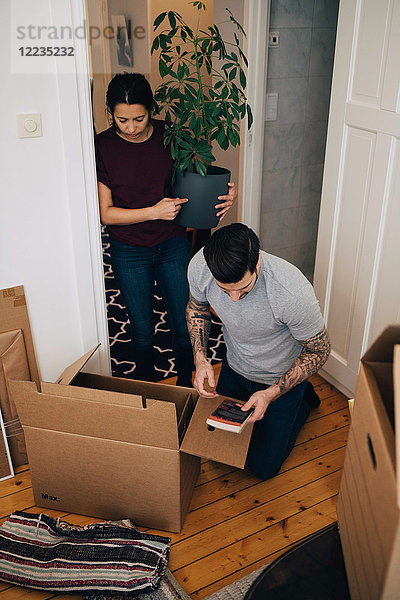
[260,0,339,281]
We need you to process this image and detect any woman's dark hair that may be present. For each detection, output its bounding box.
[106,73,154,126]
[203,223,260,283]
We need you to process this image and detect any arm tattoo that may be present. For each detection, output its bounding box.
[186,292,212,362]
[276,327,331,395]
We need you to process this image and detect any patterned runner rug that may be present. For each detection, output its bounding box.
[102,229,225,380]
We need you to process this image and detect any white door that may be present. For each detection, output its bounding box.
[314,0,400,397]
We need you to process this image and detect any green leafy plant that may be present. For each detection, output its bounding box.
[151,1,253,177]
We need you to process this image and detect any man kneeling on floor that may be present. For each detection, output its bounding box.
[186,223,331,480]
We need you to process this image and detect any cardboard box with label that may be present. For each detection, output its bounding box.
[337,325,400,599]
[10,346,253,533]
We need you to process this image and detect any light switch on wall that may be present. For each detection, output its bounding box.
[17,114,42,138]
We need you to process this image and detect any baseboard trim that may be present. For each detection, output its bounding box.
[319,369,353,399]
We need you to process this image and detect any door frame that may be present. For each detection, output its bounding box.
[240,0,269,234]
[64,0,268,374]
[53,0,111,375]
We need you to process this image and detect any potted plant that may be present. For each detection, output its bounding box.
[151,1,252,229]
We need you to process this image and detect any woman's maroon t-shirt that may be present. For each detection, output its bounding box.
[95,119,185,247]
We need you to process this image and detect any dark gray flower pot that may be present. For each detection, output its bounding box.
[172,165,231,229]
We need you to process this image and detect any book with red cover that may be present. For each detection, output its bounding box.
[206,398,254,433]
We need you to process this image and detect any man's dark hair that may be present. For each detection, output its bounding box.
[203,223,260,283]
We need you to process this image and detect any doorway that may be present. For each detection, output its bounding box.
[260,0,340,282]
[86,0,231,379]
[83,0,337,378]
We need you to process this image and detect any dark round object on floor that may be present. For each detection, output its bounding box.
[244,523,350,600]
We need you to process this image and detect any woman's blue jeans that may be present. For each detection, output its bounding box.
[109,236,194,385]
[216,358,310,480]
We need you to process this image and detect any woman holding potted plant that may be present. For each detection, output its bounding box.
[95,72,236,385]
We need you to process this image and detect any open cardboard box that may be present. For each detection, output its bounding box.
[10,346,253,533]
[337,325,400,599]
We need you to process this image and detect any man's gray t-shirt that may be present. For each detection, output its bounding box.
[188,250,325,385]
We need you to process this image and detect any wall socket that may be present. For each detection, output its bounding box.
[269,31,280,47]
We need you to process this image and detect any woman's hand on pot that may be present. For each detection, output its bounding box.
[215,182,237,220]
[153,197,188,220]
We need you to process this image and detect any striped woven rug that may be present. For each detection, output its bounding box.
[0,512,170,596]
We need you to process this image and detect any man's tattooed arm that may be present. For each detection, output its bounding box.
[185,292,212,365]
[186,293,218,397]
[242,327,331,422]
[276,327,331,395]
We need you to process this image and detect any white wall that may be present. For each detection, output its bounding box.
[0,0,108,381]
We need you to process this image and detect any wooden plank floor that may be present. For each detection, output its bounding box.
[0,371,350,599]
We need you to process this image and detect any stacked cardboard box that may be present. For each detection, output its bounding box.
[337,325,400,599]
[0,286,40,477]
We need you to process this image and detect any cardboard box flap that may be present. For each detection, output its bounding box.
[362,326,400,433]
[41,381,144,408]
[363,325,400,364]
[9,380,180,449]
[394,345,400,508]
[56,346,100,385]
[71,372,196,422]
[181,396,253,469]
